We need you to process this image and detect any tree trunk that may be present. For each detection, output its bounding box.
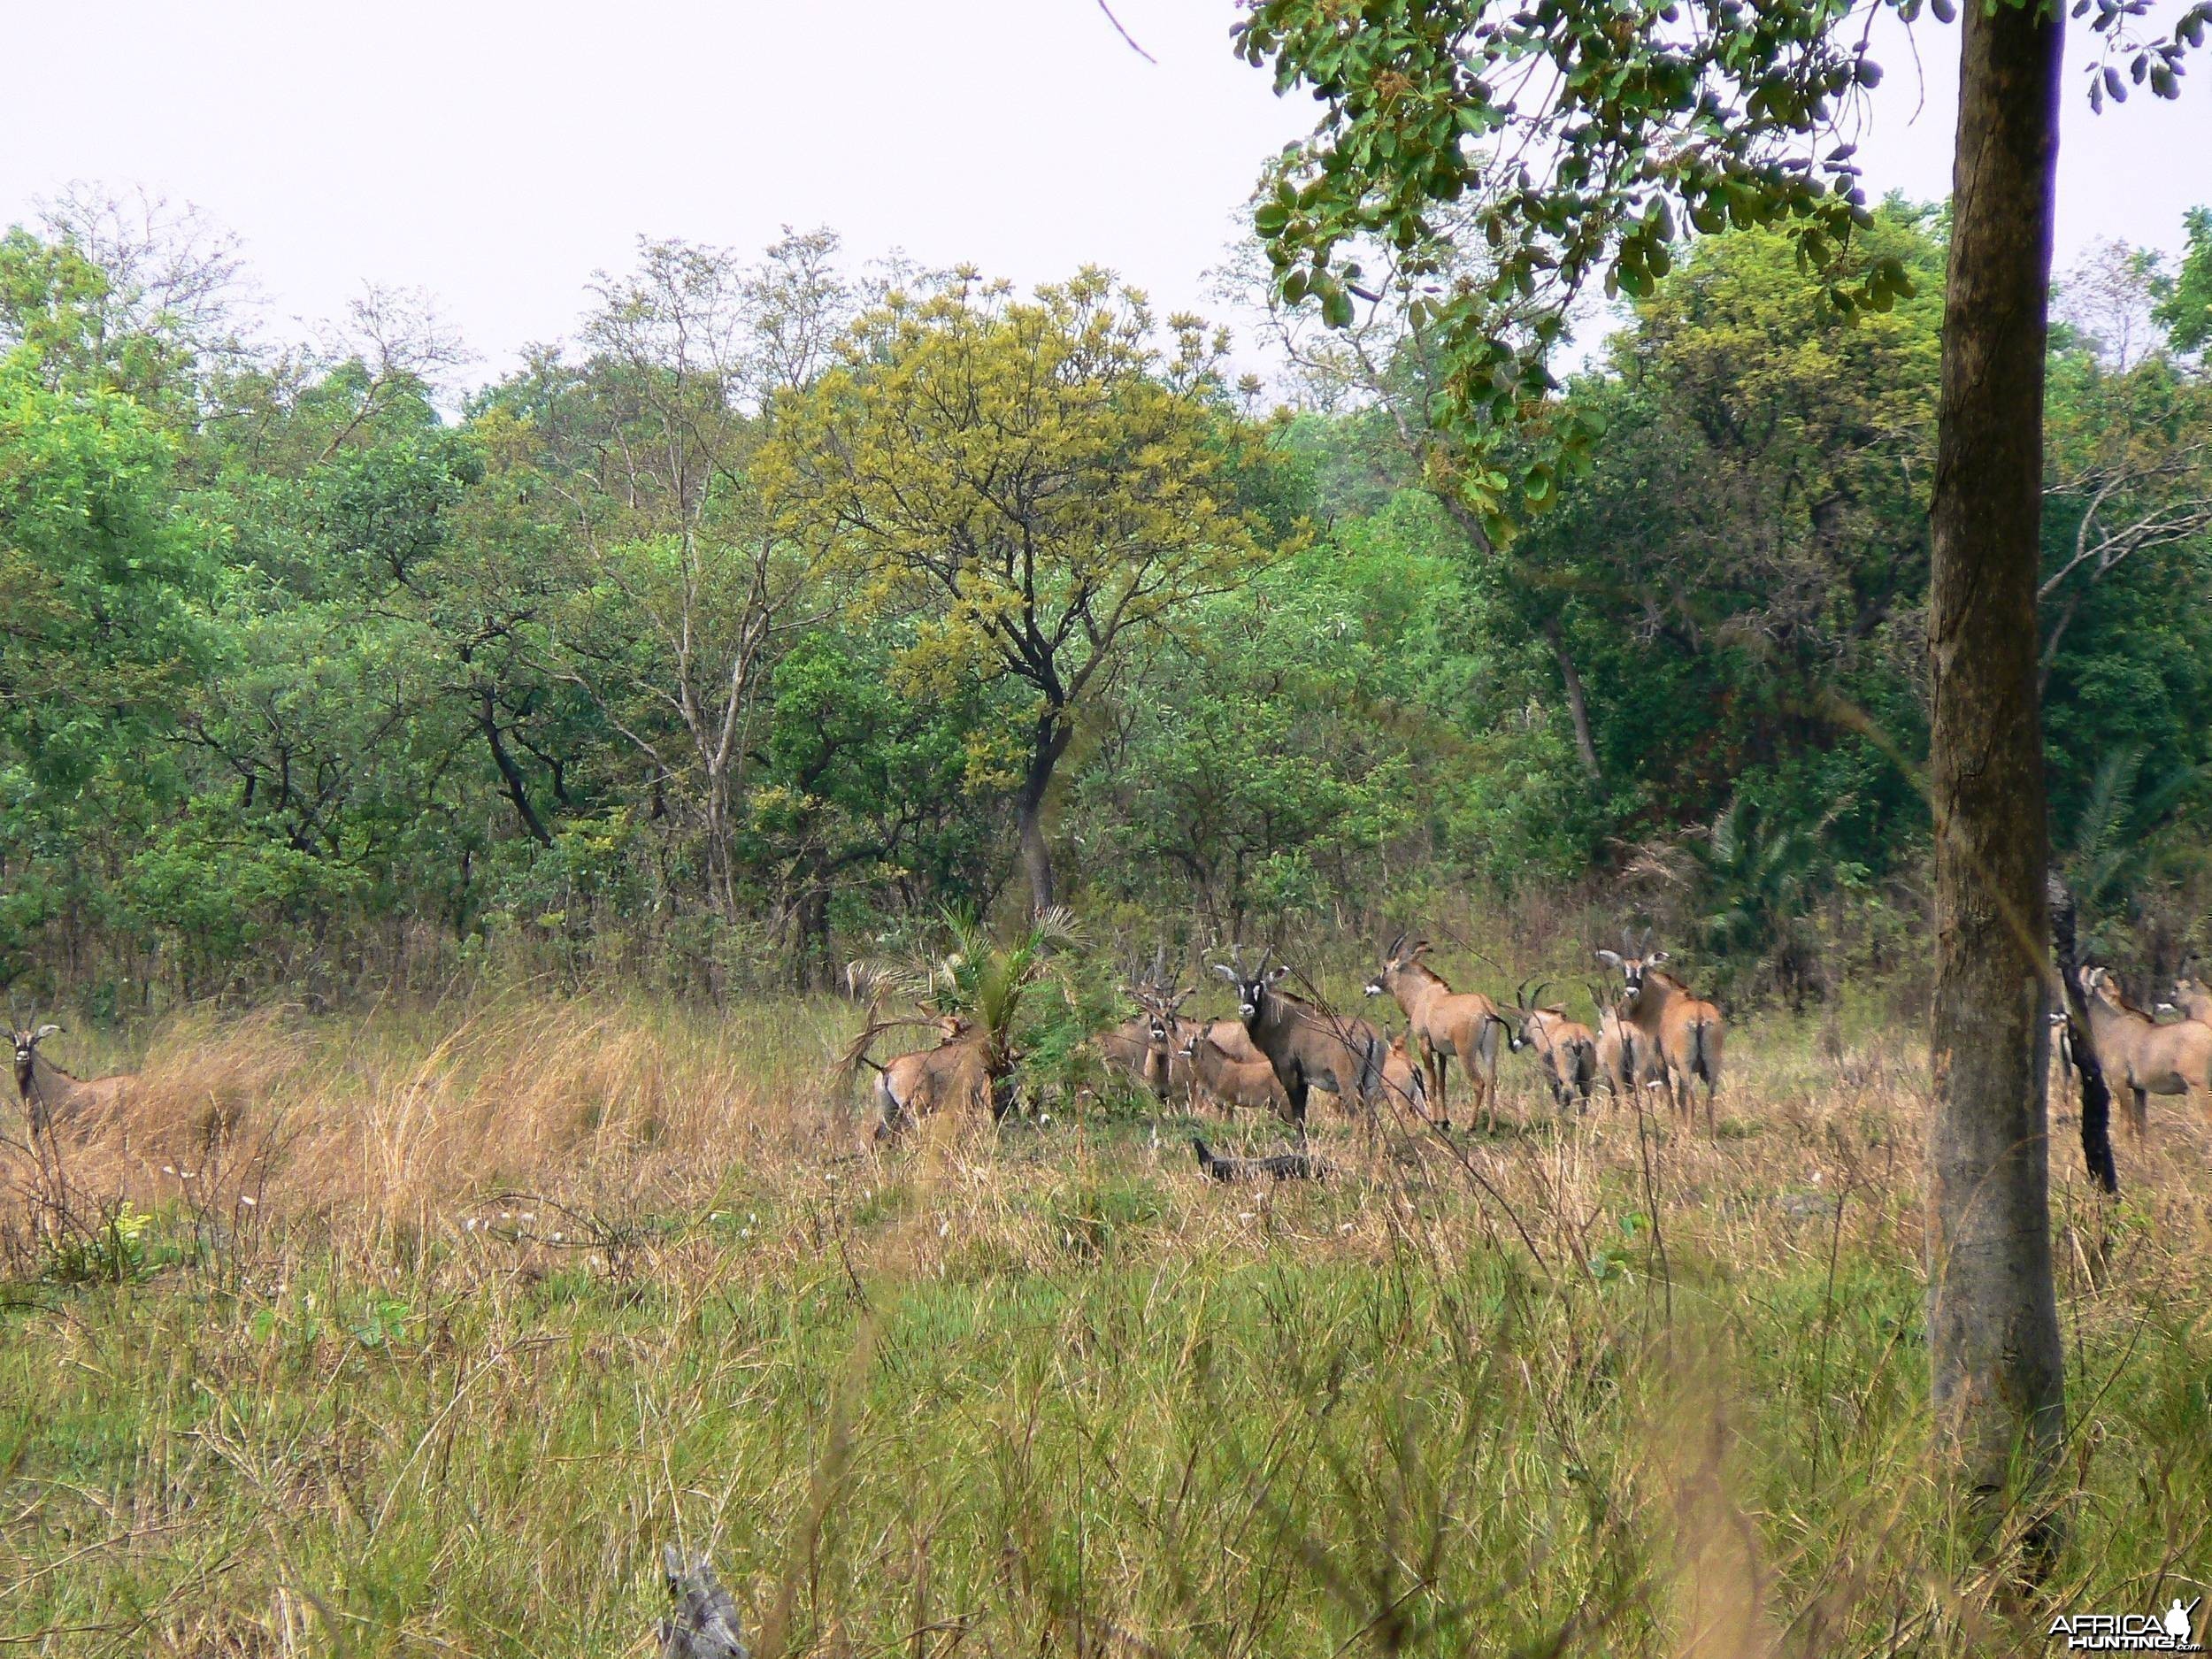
[1014,710,1071,916]
[479,690,554,849]
[1924,0,2067,1540]
[1543,619,1602,782]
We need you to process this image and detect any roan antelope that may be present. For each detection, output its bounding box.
[2079,965,2212,1139]
[1215,950,1387,1131]
[1586,978,1659,1107]
[856,1014,999,1141]
[1379,1030,1433,1121]
[10,1023,134,1134]
[1593,935,1724,1128]
[2165,970,2212,1025]
[1363,933,1503,1132]
[1177,1026,1293,1119]
[1504,981,1600,1113]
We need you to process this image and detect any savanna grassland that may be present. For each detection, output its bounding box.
[2,986,2206,1657]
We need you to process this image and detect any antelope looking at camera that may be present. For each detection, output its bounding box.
[10,1023,134,1134]
[2079,965,2212,1139]
[1098,951,1182,1101]
[1215,949,1387,1131]
[1505,981,1600,1113]
[2165,968,2212,1026]
[1363,934,1502,1133]
[854,1013,998,1141]
[1593,935,1724,1128]
[1177,1026,1293,1118]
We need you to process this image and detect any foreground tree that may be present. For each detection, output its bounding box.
[764,273,1288,912]
[1920,0,2067,1525]
[1233,0,2201,1547]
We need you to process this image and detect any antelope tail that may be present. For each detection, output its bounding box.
[1691,1015,1721,1084]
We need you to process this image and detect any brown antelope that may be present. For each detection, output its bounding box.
[1379,1030,1434,1121]
[2079,965,2212,1138]
[2164,970,2212,1025]
[1363,933,1503,1132]
[1593,935,1724,1128]
[1098,956,1202,1103]
[1177,1026,1293,1118]
[1215,950,1387,1131]
[10,1024,134,1134]
[1586,978,1656,1106]
[857,1014,998,1140]
[1504,981,1600,1113]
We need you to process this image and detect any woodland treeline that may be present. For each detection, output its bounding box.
[4,190,2210,1009]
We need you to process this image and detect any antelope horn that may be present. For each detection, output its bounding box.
[1515,977,1536,1011]
[1385,930,1406,961]
[1530,980,1554,1010]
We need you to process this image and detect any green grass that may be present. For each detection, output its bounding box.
[1,996,2208,1655]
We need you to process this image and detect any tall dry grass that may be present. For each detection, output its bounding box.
[1,989,2208,1655]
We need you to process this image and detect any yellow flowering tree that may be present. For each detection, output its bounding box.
[763,270,1292,912]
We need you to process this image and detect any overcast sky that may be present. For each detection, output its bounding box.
[4,0,2207,386]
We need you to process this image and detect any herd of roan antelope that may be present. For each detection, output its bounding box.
[4,950,2208,1149]
[857,937,2212,1152]
[859,932,1727,1144]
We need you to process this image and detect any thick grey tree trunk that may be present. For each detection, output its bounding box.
[1924,0,2068,1535]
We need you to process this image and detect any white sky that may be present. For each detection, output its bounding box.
[3,0,2208,386]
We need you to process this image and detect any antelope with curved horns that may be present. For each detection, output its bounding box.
[10,1022,135,1134]
[1363,933,1504,1133]
[1215,947,1388,1132]
[2079,964,2212,1140]
[1097,949,1198,1102]
[1593,932,1724,1129]
[1504,980,1600,1113]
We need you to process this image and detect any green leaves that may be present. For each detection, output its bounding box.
[1236,0,1911,537]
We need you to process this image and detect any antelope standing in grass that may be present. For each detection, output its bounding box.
[1586,979,1656,1106]
[1098,953,1184,1101]
[1177,1026,1293,1118]
[10,1023,134,1134]
[1505,981,1600,1113]
[2079,965,2212,1139]
[2164,969,2212,1025]
[1593,935,1724,1128]
[1363,934,1503,1133]
[855,1014,999,1141]
[1215,950,1387,1131]
[1379,1030,1433,1121]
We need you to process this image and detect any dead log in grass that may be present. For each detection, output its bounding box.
[1191,1134,1325,1183]
[658,1546,748,1659]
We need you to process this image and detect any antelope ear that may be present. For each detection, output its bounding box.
[1265,964,1291,985]
[1211,963,1239,982]
[1409,939,1432,956]
[31,1024,60,1042]
[1594,950,1622,967]
[1648,950,1670,965]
